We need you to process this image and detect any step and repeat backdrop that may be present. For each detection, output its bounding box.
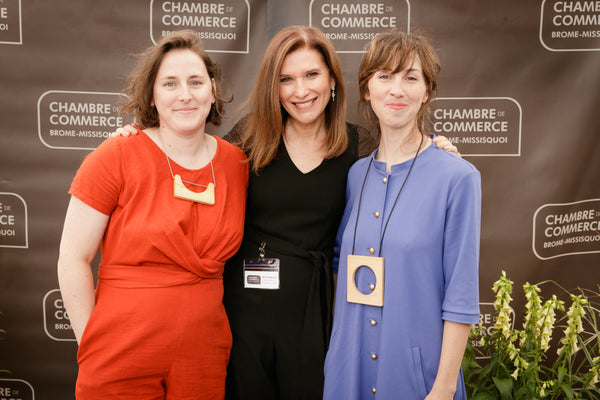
[1,0,599,398]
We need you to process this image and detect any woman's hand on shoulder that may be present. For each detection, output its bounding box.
[110,124,139,138]
[432,135,461,157]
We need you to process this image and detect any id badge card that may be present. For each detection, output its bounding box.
[243,258,280,290]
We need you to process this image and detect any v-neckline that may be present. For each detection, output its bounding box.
[281,141,325,175]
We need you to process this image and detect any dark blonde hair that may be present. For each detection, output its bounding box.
[358,30,441,137]
[238,26,348,172]
[120,30,229,128]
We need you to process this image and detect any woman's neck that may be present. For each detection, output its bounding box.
[376,126,429,172]
[148,126,214,169]
[284,117,327,143]
[282,119,328,173]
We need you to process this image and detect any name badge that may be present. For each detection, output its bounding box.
[243,258,280,290]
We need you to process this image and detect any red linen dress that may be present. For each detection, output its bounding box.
[69,131,248,399]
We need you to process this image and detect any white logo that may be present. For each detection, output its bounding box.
[37,90,131,150]
[431,97,522,157]
[0,0,23,45]
[43,289,76,342]
[539,0,600,51]
[0,193,27,249]
[533,198,600,260]
[0,379,35,400]
[150,0,250,53]
[309,0,410,53]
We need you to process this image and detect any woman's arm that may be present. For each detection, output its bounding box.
[57,196,110,344]
[426,321,472,400]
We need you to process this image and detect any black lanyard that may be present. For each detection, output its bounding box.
[351,133,424,257]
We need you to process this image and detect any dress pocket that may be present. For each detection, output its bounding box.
[411,346,429,399]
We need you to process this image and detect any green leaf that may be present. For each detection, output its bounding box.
[557,366,567,385]
[472,392,500,400]
[492,376,514,400]
[513,386,531,400]
[560,382,575,400]
[476,362,494,387]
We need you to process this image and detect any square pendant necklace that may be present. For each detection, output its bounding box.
[157,131,216,205]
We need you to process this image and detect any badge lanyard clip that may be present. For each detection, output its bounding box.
[243,241,280,290]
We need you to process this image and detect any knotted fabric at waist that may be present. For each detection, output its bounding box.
[243,227,334,357]
[98,260,224,288]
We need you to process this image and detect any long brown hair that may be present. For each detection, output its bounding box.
[358,30,441,138]
[238,26,348,173]
[120,30,229,128]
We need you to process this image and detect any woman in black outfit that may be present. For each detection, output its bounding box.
[222,25,374,400]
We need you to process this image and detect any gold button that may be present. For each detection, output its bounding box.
[370,320,377,326]
[382,177,388,183]
[371,387,377,393]
[369,247,375,254]
[371,353,378,360]
[374,211,380,218]
[369,283,375,290]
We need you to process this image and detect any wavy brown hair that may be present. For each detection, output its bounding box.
[358,30,441,138]
[237,26,348,173]
[120,30,229,128]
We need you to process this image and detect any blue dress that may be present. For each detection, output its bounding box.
[323,143,481,400]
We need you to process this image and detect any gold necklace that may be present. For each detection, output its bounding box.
[157,130,216,205]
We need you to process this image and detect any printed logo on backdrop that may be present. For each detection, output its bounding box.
[37,91,132,150]
[533,198,600,260]
[0,0,22,45]
[471,303,515,359]
[0,379,35,400]
[309,0,410,53]
[540,0,600,51]
[43,289,75,341]
[150,0,250,53]
[0,193,27,249]
[431,97,522,157]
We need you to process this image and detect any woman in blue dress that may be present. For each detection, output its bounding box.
[323,30,481,400]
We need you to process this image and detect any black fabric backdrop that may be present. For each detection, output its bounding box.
[1,1,599,398]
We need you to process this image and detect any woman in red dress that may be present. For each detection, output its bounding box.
[57,30,248,399]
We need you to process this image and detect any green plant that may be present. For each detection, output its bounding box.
[462,271,600,399]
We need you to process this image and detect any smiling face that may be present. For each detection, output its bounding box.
[365,56,429,134]
[278,47,334,130]
[152,49,215,135]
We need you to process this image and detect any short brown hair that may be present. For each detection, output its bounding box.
[120,30,229,128]
[238,26,348,172]
[358,30,441,137]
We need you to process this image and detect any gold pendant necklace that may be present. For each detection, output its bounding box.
[173,174,215,205]
[157,130,216,205]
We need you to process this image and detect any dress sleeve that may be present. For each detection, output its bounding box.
[441,168,481,324]
[68,138,123,216]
